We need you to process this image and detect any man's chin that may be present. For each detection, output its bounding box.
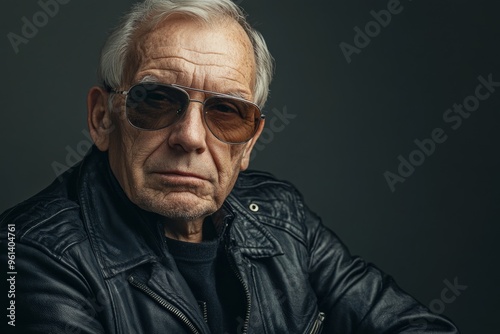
[134,192,217,222]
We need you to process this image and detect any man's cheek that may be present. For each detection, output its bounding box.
[228,142,246,159]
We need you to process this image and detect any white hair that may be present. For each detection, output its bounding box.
[98,0,274,108]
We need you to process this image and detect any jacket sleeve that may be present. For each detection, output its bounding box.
[304,206,460,333]
[0,241,106,334]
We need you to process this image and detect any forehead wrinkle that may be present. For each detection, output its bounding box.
[179,47,226,56]
[139,56,249,86]
[149,55,245,74]
[147,44,250,77]
[149,55,233,68]
[148,45,235,59]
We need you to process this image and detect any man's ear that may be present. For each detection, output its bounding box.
[87,86,113,152]
[240,119,265,171]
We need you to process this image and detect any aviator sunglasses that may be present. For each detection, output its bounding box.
[110,82,265,144]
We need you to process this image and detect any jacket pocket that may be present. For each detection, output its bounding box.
[308,312,325,334]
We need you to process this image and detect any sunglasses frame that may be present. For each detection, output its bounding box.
[110,82,265,144]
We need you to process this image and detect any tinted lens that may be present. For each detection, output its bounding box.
[204,96,261,143]
[126,84,188,130]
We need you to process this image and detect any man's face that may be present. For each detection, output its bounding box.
[99,15,261,224]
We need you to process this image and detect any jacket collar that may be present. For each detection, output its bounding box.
[77,147,161,278]
[225,193,284,258]
[76,147,283,279]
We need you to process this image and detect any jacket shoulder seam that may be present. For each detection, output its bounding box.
[21,205,80,239]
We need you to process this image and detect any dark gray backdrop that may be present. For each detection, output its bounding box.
[2,1,499,332]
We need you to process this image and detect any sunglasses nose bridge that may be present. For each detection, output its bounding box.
[189,98,205,105]
[176,98,208,131]
[191,100,207,116]
[183,98,206,117]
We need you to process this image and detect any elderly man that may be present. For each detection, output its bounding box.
[1,0,459,333]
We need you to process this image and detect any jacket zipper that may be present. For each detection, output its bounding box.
[198,301,208,324]
[309,312,325,334]
[226,242,251,334]
[128,276,201,334]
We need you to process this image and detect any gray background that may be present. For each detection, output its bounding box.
[2,0,499,332]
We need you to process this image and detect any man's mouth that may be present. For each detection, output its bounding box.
[152,170,209,185]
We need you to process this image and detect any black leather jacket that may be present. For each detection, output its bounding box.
[0,147,459,333]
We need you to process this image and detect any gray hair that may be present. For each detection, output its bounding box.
[98,0,274,108]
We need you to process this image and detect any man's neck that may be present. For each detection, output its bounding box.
[163,219,204,243]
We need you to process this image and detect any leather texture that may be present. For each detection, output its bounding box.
[0,147,459,333]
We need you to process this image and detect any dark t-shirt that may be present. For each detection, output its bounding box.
[165,221,245,334]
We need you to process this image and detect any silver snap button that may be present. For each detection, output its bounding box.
[249,203,259,212]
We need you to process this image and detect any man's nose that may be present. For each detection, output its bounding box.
[166,100,208,153]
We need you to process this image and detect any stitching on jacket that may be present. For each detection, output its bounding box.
[22,205,79,239]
